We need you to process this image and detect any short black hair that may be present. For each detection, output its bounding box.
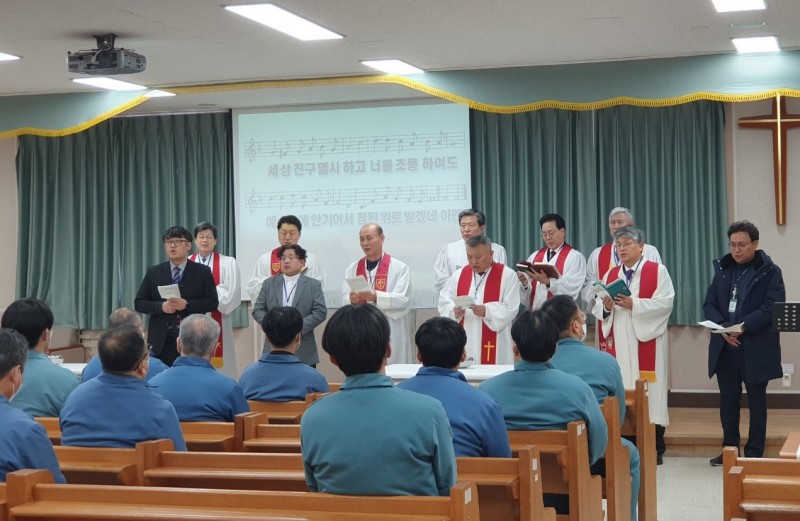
[727,220,759,242]
[279,243,307,260]
[277,215,302,232]
[540,295,580,333]
[162,225,192,242]
[511,310,559,363]
[98,327,147,373]
[193,221,218,239]
[322,304,390,376]
[458,209,486,227]
[262,307,303,349]
[415,317,466,368]
[0,329,29,378]
[1,298,54,349]
[466,234,492,248]
[539,213,566,230]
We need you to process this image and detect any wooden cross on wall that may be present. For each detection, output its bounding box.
[738,95,800,225]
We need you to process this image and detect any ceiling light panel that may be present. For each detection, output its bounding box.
[732,36,780,53]
[72,77,147,91]
[224,4,343,41]
[0,52,21,61]
[711,0,766,13]
[361,60,424,75]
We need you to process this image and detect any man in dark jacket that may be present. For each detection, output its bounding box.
[703,220,784,465]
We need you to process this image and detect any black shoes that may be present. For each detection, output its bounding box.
[657,454,663,465]
[709,454,723,466]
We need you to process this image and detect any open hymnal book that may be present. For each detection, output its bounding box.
[158,284,182,299]
[515,261,561,279]
[592,279,631,300]
[451,295,476,308]
[346,277,371,293]
[697,320,744,334]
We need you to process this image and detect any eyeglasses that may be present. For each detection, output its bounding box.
[615,241,639,250]
[729,241,753,250]
[165,240,189,247]
[195,235,215,241]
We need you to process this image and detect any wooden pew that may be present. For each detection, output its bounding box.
[508,421,604,521]
[33,417,60,446]
[3,469,481,521]
[180,411,257,452]
[723,446,800,521]
[0,483,6,521]
[621,378,657,521]
[142,444,555,521]
[242,423,302,453]
[779,432,800,459]
[246,394,318,424]
[600,396,632,521]
[53,439,172,486]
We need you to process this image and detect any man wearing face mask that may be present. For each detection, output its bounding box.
[542,294,639,521]
[0,328,66,483]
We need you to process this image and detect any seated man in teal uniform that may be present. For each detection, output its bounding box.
[301,304,456,496]
[480,309,607,515]
[542,294,640,521]
[2,298,78,417]
[60,327,186,450]
[150,314,249,422]
[81,308,168,383]
[239,306,328,402]
[0,328,66,483]
[398,316,511,457]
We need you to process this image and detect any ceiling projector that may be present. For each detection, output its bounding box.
[67,33,146,75]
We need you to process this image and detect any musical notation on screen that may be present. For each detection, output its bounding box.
[245,184,467,211]
[243,131,466,162]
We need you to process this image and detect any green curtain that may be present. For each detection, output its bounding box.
[16,112,243,329]
[472,100,728,324]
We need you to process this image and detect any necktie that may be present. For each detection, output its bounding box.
[547,250,556,261]
[172,266,182,284]
[625,269,634,282]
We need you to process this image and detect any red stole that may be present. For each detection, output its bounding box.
[598,260,659,382]
[356,254,392,302]
[597,243,614,279]
[529,243,573,308]
[269,247,282,276]
[189,253,224,368]
[457,263,505,364]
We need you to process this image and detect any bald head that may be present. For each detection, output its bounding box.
[108,308,144,334]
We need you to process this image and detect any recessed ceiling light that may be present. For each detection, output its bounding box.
[145,89,176,98]
[361,59,424,75]
[0,51,21,61]
[224,3,343,41]
[732,35,780,53]
[711,0,766,13]
[72,77,148,91]
[730,21,766,29]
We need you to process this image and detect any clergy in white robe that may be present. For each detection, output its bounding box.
[581,206,662,307]
[341,223,413,364]
[439,235,520,365]
[433,208,507,292]
[192,222,242,378]
[519,213,586,310]
[591,226,674,428]
[245,215,323,302]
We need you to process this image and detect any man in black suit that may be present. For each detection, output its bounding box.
[135,225,219,366]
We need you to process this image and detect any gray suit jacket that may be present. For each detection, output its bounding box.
[252,273,327,365]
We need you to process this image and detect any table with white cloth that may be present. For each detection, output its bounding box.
[386,364,514,386]
[62,363,87,378]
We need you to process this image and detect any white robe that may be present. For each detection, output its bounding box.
[341,255,413,364]
[438,264,520,365]
[591,261,674,426]
[194,252,241,378]
[519,245,586,310]
[246,250,323,302]
[433,239,507,292]
[581,242,662,308]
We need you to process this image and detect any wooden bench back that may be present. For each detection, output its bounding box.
[33,417,60,446]
[243,423,302,453]
[508,421,604,521]
[623,378,657,521]
[53,439,172,486]
[600,396,632,521]
[723,446,800,521]
[4,469,480,521]
[0,482,6,521]
[179,411,256,452]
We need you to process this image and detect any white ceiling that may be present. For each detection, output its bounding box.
[2,0,798,113]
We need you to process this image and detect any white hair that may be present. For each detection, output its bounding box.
[608,207,635,223]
